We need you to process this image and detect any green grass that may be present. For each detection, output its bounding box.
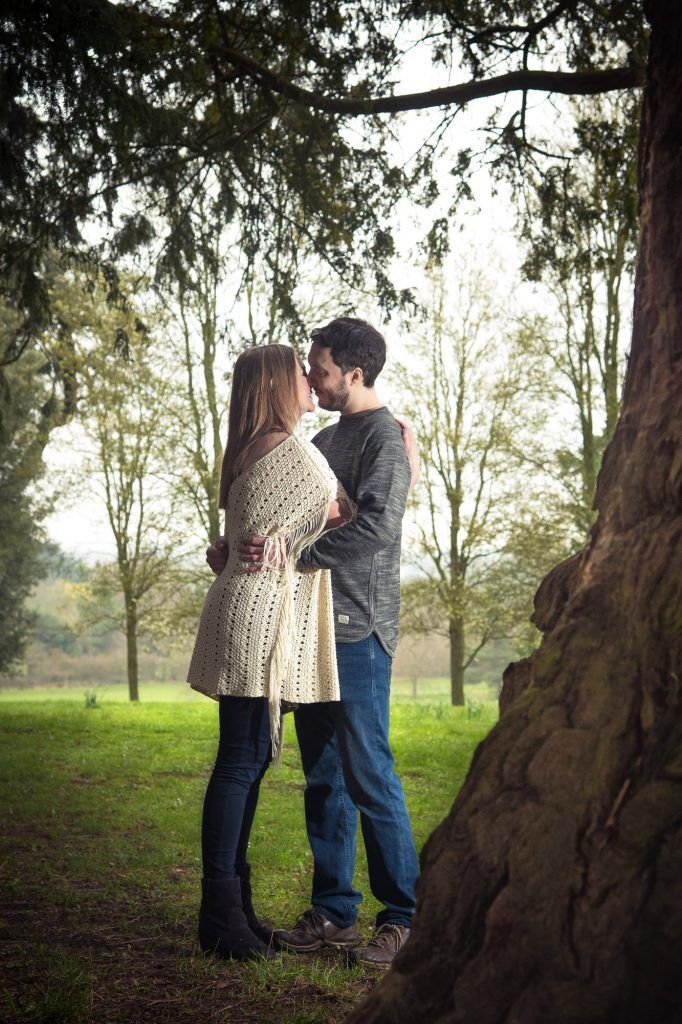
[0,676,499,705]
[0,681,205,703]
[0,691,498,1024]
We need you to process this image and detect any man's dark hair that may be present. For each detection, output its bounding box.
[310,316,386,388]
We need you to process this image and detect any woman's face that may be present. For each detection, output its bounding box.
[296,360,315,415]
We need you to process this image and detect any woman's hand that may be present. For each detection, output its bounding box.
[395,417,420,492]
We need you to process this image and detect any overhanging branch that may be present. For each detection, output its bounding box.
[215,48,644,115]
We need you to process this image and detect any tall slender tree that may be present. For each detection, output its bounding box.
[521,92,639,536]
[79,355,179,703]
[54,277,182,701]
[397,263,548,705]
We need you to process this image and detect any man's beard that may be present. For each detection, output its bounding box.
[318,380,350,412]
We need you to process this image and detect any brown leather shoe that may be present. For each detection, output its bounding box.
[274,907,360,952]
[348,923,410,969]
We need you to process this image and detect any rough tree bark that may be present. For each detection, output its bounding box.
[348,3,681,1022]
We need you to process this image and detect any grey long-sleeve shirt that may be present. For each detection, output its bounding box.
[298,405,410,656]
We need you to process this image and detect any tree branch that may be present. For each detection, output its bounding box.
[215,48,643,116]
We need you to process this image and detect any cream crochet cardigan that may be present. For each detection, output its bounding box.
[187,433,352,755]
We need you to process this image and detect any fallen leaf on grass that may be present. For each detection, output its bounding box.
[166,866,188,881]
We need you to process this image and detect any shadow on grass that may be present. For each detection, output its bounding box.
[1,878,378,1024]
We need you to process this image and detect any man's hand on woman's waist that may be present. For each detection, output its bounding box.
[206,535,283,575]
[238,535,277,572]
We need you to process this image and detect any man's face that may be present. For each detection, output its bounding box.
[306,341,352,412]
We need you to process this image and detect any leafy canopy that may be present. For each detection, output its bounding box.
[1,1,645,337]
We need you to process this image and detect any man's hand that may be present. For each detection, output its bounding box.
[238,535,287,572]
[238,535,266,572]
[207,535,286,575]
[206,536,229,575]
[395,417,420,492]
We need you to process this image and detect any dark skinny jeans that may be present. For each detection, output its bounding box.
[201,696,272,880]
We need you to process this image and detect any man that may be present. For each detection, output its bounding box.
[207,317,419,969]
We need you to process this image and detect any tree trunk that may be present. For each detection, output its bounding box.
[579,402,598,531]
[125,598,139,702]
[449,616,465,706]
[348,4,682,1023]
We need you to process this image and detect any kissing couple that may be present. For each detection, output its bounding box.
[187,316,419,970]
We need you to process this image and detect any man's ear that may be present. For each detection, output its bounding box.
[350,366,364,386]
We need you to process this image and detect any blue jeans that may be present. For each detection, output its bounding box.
[294,634,418,928]
[201,696,272,879]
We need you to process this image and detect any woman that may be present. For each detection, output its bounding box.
[187,344,354,961]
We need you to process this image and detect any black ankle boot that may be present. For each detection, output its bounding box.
[198,877,276,960]
[238,864,273,945]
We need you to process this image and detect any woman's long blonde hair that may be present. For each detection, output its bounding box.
[218,344,302,509]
